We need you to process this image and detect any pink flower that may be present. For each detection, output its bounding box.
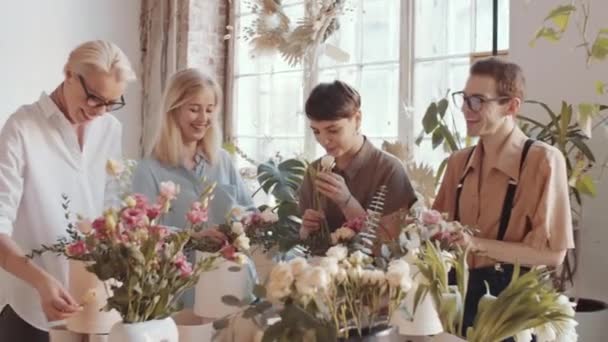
[66,240,87,257]
[159,181,179,201]
[344,215,366,233]
[173,253,193,278]
[191,201,202,211]
[186,208,209,225]
[149,225,170,240]
[146,204,162,221]
[421,209,442,225]
[122,208,147,227]
[132,194,149,209]
[220,244,237,260]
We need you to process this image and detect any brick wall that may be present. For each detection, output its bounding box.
[187,0,229,89]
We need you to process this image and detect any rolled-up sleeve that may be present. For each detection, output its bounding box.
[433,155,457,217]
[0,116,25,236]
[524,150,575,250]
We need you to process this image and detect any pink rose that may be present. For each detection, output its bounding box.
[66,240,87,257]
[122,208,147,227]
[421,209,442,225]
[186,208,209,225]
[159,181,179,201]
[191,201,202,211]
[146,204,162,221]
[220,244,237,260]
[344,215,366,233]
[132,194,149,209]
[173,253,193,278]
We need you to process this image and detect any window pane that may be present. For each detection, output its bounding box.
[475,0,510,52]
[234,74,268,137]
[362,0,400,62]
[359,63,399,139]
[414,0,447,58]
[267,72,305,137]
[446,0,473,55]
[413,58,468,141]
[318,66,359,86]
[414,138,450,172]
[318,7,358,68]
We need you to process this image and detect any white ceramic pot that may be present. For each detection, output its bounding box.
[66,260,121,334]
[431,333,467,342]
[194,251,257,319]
[172,309,214,342]
[390,267,443,336]
[108,317,178,342]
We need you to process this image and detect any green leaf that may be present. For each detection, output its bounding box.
[431,128,444,149]
[423,102,439,133]
[595,81,606,95]
[544,5,576,31]
[576,174,597,197]
[591,37,608,61]
[222,141,237,155]
[435,158,449,186]
[570,137,596,162]
[437,98,449,118]
[438,124,459,152]
[257,158,306,202]
[415,129,425,146]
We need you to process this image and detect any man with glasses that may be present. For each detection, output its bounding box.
[0,40,136,341]
[433,58,574,337]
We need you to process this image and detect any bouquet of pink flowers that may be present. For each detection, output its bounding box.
[29,180,217,323]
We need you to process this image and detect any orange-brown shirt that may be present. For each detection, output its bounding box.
[299,138,417,231]
[433,126,575,268]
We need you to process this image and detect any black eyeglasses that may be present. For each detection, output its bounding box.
[452,91,510,112]
[78,75,126,112]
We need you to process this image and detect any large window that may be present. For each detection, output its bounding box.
[230,0,509,169]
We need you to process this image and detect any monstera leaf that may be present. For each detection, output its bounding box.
[257,158,307,203]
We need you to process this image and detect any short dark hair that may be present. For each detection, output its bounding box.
[470,58,526,100]
[305,80,361,121]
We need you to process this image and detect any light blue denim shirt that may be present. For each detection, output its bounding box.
[132,148,257,310]
[132,149,255,228]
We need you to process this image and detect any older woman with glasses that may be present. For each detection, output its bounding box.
[0,40,136,342]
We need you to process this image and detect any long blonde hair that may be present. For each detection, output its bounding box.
[152,68,222,166]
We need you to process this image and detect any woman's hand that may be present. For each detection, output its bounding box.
[315,172,352,208]
[35,274,81,322]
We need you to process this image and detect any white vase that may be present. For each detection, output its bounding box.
[390,268,443,336]
[66,260,121,334]
[172,309,214,342]
[108,317,178,342]
[431,333,467,342]
[194,251,257,319]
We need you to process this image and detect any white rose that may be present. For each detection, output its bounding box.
[371,269,386,286]
[556,294,576,317]
[267,263,294,300]
[514,329,533,342]
[360,270,375,286]
[335,268,348,284]
[349,250,369,266]
[260,208,279,223]
[326,245,348,261]
[387,259,412,291]
[332,227,356,244]
[106,159,125,176]
[296,266,330,296]
[234,253,248,265]
[320,155,335,172]
[534,323,557,342]
[320,257,339,277]
[289,257,309,277]
[347,266,363,282]
[231,222,245,235]
[234,235,250,251]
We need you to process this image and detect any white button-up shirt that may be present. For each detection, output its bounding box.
[0,93,122,331]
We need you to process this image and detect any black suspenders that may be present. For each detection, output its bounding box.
[454,139,535,241]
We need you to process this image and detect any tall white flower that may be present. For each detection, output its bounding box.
[289,257,309,277]
[514,329,533,342]
[326,245,348,261]
[387,259,412,292]
[231,221,245,235]
[296,266,330,296]
[234,235,250,251]
[320,257,339,277]
[267,263,294,300]
[320,155,335,172]
[349,250,370,266]
[534,322,557,342]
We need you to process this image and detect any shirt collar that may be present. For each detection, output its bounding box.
[463,126,529,181]
[38,92,65,119]
[335,137,374,181]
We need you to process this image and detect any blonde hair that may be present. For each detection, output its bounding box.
[64,40,136,82]
[152,68,222,167]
